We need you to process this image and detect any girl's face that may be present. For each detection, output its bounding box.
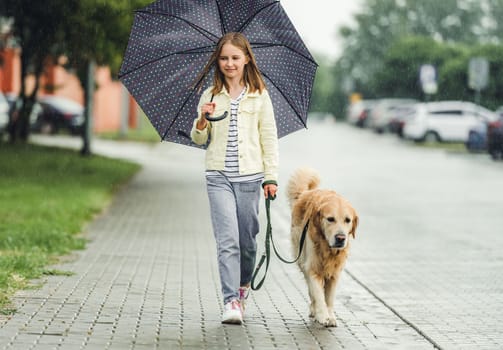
[218,42,249,82]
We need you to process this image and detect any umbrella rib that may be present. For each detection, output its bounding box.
[161,88,198,141]
[261,71,308,130]
[252,43,318,66]
[136,10,220,43]
[237,1,279,34]
[118,45,216,79]
[214,1,226,35]
[236,1,318,66]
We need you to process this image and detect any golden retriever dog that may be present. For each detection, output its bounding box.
[287,168,358,327]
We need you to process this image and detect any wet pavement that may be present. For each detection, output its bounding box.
[1,120,502,349]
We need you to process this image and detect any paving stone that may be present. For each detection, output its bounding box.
[1,132,474,349]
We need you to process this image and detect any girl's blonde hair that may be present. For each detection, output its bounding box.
[195,32,266,95]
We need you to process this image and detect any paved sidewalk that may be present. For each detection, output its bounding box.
[0,136,435,349]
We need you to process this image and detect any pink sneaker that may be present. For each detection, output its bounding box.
[239,286,250,313]
[222,299,242,324]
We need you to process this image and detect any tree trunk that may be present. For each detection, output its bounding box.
[19,61,43,141]
[8,46,27,143]
[79,60,95,156]
[7,18,42,144]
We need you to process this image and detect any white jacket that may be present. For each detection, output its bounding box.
[190,86,279,183]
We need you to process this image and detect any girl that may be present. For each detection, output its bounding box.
[190,32,278,324]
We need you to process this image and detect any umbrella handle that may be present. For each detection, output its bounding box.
[205,111,228,121]
[204,93,228,121]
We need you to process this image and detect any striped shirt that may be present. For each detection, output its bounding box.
[206,87,264,183]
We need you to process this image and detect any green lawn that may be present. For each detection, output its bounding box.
[410,140,468,152]
[96,112,161,143]
[0,143,140,313]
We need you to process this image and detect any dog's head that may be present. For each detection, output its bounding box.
[315,194,359,250]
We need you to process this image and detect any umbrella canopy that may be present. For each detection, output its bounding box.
[119,0,317,147]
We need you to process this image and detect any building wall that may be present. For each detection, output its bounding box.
[94,67,123,132]
[0,48,20,93]
[0,49,138,133]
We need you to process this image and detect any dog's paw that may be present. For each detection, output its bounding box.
[315,313,336,327]
[327,316,337,327]
[327,310,337,327]
[309,304,315,318]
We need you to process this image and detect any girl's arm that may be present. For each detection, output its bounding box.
[190,93,213,145]
[259,90,279,187]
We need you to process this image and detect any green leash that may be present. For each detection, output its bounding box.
[251,197,309,291]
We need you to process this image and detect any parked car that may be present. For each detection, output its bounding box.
[403,101,498,143]
[487,115,503,160]
[388,104,417,137]
[368,98,417,133]
[0,93,9,136]
[5,93,43,129]
[466,120,490,152]
[34,96,84,135]
[464,105,503,152]
[346,100,376,127]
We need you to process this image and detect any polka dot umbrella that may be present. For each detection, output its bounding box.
[119,0,317,148]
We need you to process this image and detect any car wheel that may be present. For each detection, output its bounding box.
[466,133,480,151]
[40,121,54,134]
[490,149,503,160]
[423,131,440,144]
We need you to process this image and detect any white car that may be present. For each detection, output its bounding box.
[403,101,498,143]
[0,93,10,135]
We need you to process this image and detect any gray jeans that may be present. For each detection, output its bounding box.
[206,174,261,304]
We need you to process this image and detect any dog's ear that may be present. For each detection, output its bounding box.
[314,209,323,230]
[350,213,359,238]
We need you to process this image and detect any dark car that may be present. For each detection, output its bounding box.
[466,122,488,152]
[487,114,503,160]
[34,95,84,135]
[466,106,503,152]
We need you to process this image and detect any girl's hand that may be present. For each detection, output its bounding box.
[263,184,277,199]
[201,102,216,117]
[196,102,216,130]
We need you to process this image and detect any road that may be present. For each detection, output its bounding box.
[276,119,503,349]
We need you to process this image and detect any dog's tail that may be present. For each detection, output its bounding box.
[287,168,320,208]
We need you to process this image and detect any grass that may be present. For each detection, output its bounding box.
[96,112,161,143]
[409,140,468,152]
[0,143,140,312]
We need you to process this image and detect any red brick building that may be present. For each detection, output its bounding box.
[0,47,138,132]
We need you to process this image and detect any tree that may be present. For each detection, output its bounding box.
[476,0,503,45]
[0,0,150,153]
[58,0,151,155]
[330,0,503,116]
[374,36,465,100]
[451,44,503,109]
[359,36,503,109]
[337,0,485,95]
[309,54,337,113]
[0,0,78,143]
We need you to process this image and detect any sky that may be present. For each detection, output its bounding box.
[280,0,363,61]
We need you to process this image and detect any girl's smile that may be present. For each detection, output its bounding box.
[218,43,249,82]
